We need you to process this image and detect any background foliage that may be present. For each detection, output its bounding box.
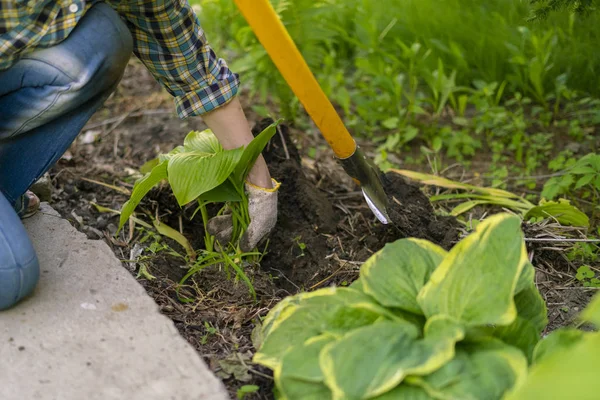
[193,0,599,189]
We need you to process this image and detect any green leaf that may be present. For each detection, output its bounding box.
[237,385,259,400]
[183,129,222,153]
[410,339,527,400]
[392,170,524,200]
[198,179,243,203]
[276,336,335,400]
[261,287,401,340]
[153,219,196,261]
[533,328,586,364]
[569,165,596,175]
[581,293,600,326]
[255,288,402,371]
[514,261,535,295]
[506,334,600,400]
[361,239,447,314]
[320,316,464,399]
[278,335,334,383]
[492,281,547,362]
[524,199,590,227]
[233,120,281,184]
[577,265,594,279]
[382,117,400,130]
[277,380,331,400]
[372,384,432,400]
[119,160,168,230]
[417,213,527,326]
[168,148,244,206]
[450,200,487,216]
[575,173,595,189]
[140,158,159,174]
[158,145,186,163]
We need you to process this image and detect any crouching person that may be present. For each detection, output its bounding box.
[0,1,277,309]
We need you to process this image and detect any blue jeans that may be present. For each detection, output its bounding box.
[0,3,133,310]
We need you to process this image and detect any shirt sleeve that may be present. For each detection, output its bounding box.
[107,0,240,118]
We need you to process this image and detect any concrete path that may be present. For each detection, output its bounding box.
[0,204,229,400]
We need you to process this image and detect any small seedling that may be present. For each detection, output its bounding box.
[292,236,306,258]
[576,265,600,288]
[136,262,156,280]
[237,385,259,399]
[200,321,219,345]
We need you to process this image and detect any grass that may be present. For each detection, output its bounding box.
[195,0,600,101]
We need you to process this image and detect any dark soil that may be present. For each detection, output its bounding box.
[44,59,597,399]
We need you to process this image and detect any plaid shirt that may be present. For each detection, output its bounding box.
[0,0,240,118]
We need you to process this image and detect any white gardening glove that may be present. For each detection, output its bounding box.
[207,179,280,252]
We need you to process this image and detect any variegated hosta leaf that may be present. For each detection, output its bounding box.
[409,339,527,400]
[320,316,464,399]
[532,328,588,364]
[361,238,447,314]
[506,333,600,400]
[417,214,527,327]
[254,288,408,371]
[581,292,600,327]
[492,279,547,362]
[275,335,335,400]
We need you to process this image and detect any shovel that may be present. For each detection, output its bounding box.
[233,0,391,224]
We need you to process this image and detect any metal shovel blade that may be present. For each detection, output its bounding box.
[340,146,390,224]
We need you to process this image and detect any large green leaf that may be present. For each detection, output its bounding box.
[261,287,402,340]
[514,261,535,295]
[409,339,527,400]
[158,145,186,163]
[197,179,243,203]
[532,328,587,364]
[278,335,335,383]
[140,158,160,174]
[372,385,433,400]
[119,160,168,230]
[581,292,600,326]
[232,120,280,183]
[417,214,527,326]
[506,334,600,400]
[255,289,402,371]
[276,335,335,400]
[524,199,590,227]
[493,281,547,362]
[320,316,463,399]
[361,239,447,314]
[183,129,222,153]
[167,147,244,206]
[276,380,331,400]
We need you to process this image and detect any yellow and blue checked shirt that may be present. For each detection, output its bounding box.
[0,0,240,118]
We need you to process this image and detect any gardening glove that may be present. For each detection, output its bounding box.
[207,178,280,252]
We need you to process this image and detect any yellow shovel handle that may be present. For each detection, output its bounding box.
[233,0,356,159]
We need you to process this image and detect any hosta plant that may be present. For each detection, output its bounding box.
[118,121,280,298]
[253,213,549,399]
[507,292,600,400]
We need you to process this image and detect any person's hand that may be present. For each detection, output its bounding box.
[207,179,280,252]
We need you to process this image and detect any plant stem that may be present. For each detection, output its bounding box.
[198,201,214,253]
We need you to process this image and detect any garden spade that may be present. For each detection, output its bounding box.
[233,0,391,225]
